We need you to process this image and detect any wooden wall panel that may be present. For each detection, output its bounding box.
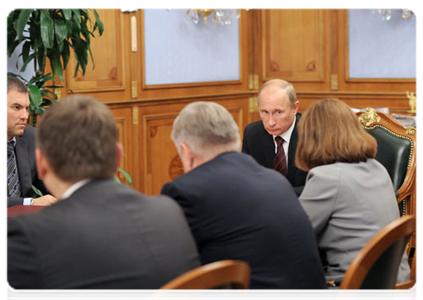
[262,10,325,82]
[64,9,128,96]
[109,106,137,189]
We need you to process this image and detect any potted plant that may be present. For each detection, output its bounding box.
[7,9,133,186]
[7,9,104,124]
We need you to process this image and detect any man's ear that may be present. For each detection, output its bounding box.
[116,142,123,169]
[179,142,195,173]
[35,148,48,180]
[293,101,300,114]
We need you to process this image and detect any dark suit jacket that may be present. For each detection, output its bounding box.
[8,179,200,289]
[7,126,48,207]
[242,114,307,195]
[161,152,326,289]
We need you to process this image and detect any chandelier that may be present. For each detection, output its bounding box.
[186,9,241,25]
[374,9,413,21]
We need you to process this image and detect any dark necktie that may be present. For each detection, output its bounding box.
[273,136,287,177]
[7,140,21,197]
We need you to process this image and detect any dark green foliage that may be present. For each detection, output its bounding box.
[7,9,103,122]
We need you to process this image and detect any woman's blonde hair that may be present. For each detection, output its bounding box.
[295,98,377,171]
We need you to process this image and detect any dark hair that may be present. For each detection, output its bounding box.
[295,98,377,171]
[7,76,28,93]
[37,95,119,182]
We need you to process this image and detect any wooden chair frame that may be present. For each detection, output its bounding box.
[160,260,251,289]
[395,241,420,300]
[340,215,415,289]
[356,108,416,215]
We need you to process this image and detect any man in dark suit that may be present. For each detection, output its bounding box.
[161,101,326,289]
[7,76,57,207]
[242,79,307,195]
[8,95,200,289]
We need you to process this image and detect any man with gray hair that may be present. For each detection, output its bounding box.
[161,101,326,289]
[8,95,200,289]
[242,79,307,195]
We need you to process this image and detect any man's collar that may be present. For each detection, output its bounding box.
[61,179,91,200]
[273,115,296,142]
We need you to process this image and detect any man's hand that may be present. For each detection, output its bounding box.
[32,195,58,206]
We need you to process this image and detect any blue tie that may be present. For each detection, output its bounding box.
[7,140,21,197]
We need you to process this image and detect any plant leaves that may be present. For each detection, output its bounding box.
[62,9,72,21]
[15,9,32,41]
[27,84,43,107]
[54,18,68,42]
[92,9,104,36]
[61,40,70,70]
[117,167,133,185]
[31,185,44,197]
[50,52,64,81]
[72,9,81,31]
[40,10,54,49]
[20,53,35,72]
[4,8,15,28]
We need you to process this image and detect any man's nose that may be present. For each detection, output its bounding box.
[20,109,28,120]
[268,115,276,126]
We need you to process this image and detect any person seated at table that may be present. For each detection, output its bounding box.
[295,98,410,285]
[7,76,57,207]
[8,95,200,289]
[161,101,327,289]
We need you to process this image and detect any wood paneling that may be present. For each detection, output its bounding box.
[262,10,325,83]
[109,106,137,189]
[66,10,126,93]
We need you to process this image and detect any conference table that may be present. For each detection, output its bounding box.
[7,205,45,218]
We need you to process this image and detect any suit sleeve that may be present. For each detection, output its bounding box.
[298,168,339,235]
[8,197,24,207]
[8,218,39,288]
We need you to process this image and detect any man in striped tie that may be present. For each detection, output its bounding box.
[7,77,57,207]
[242,79,308,195]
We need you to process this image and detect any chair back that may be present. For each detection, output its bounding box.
[356,108,416,216]
[160,260,251,289]
[340,215,415,289]
[395,240,420,300]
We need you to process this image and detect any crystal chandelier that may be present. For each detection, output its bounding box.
[186,9,241,25]
[374,9,413,21]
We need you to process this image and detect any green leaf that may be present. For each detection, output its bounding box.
[62,9,72,21]
[15,9,32,41]
[20,53,35,72]
[54,18,68,42]
[4,8,15,28]
[27,84,43,107]
[40,10,54,49]
[50,52,64,81]
[21,41,31,65]
[72,9,81,31]
[61,40,70,70]
[117,167,133,185]
[31,185,44,197]
[92,9,104,36]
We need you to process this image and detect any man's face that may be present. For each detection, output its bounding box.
[258,87,299,136]
[7,89,30,140]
